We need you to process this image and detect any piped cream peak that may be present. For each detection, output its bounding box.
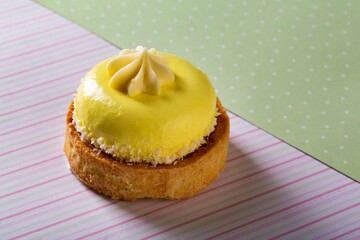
[106,46,175,96]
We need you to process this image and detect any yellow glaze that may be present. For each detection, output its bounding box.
[107,46,175,97]
[74,52,217,165]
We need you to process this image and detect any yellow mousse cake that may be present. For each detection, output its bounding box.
[64,46,230,200]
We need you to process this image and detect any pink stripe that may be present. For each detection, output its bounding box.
[140,168,330,240]
[75,202,184,240]
[0,92,74,118]
[8,202,116,240]
[77,168,328,240]
[230,131,268,147]
[269,202,360,240]
[330,226,360,240]
[0,134,63,157]
[0,45,109,81]
[228,141,283,162]
[0,33,91,63]
[207,182,356,239]
[0,23,70,45]
[0,155,63,178]
[202,154,306,195]
[0,189,87,222]
[228,136,293,157]
[0,150,59,172]
[234,179,355,239]
[228,124,254,138]
[227,149,299,174]
[230,128,260,140]
[0,3,33,15]
[0,68,87,98]
[0,157,65,186]
[0,173,70,200]
[314,217,360,240]
[0,13,52,30]
[0,114,64,136]
[232,185,360,240]
[188,176,349,240]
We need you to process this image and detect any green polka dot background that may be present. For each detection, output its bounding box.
[37,0,360,181]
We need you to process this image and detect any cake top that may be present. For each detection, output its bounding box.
[73,46,217,165]
[107,46,175,96]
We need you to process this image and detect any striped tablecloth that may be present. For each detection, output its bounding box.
[0,1,359,239]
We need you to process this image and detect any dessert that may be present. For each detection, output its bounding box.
[64,46,229,200]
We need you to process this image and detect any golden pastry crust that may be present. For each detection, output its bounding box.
[64,100,230,200]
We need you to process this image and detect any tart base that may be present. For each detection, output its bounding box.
[64,100,230,200]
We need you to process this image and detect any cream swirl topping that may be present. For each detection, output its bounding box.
[106,46,175,96]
